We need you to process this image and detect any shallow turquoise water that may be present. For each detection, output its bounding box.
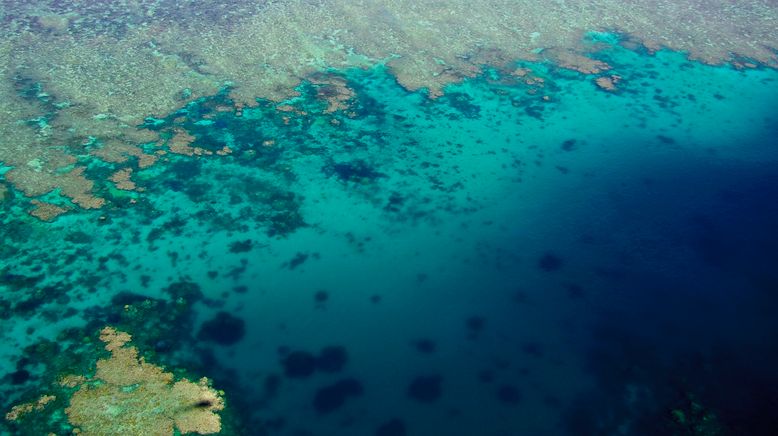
[2,41,778,435]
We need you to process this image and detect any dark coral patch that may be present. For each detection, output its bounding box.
[323,159,385,183]
[263,374,281,398]
[443,92,481,118]
[163,281,204,303]
[229,239,253,253]
[561,139,578,151]
[538,253,563,271]
[466,316,486,337]
[412,339,436,354]
[197,311,246,345]
[407,375,443,403]
[478,369,495,383]
[375,418,407,436]
[169,159,202,180]
[565,283,585,299]
[522,342,544,357]
[314,290,329,307]
[10,369,30,385]
[497,384,521,404]
[316,346,348,373]
[313,378,364,414]
[282,351,317,378]
[65,231,93,244]
[287,252,309,270]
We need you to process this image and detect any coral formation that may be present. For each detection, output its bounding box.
[110,168,138,191]
[549,49,611,74]
[90,139,158,169]
[1,1,776,218]
[5,327,225,436]
[64,327,225,435]
[168,129,202,157]
[5,395,55,422]
[28,200,68,221]
[308,73,356,113]
[595,75,622,91]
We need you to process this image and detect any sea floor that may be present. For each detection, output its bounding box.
[2,41,778,435]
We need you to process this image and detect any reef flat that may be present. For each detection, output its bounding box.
[2,2,778,436]
[1,0,777,207]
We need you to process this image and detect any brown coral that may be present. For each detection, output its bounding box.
[28,200,69,221]
[5,395,56,421]
[595,75,622,91]
[550,49,611,74]
[58,167,105,209]
[90,139,158,169]
[64,327,225,435]
[110,168,137,191]
[167,129,212,157]
[309,74,356,113]
[5,165,105,212]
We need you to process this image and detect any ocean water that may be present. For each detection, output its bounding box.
[2,40,778,435]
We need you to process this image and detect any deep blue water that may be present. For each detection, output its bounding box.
[2,41,778,435]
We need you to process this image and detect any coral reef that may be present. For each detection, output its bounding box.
[1,1,776,218]
[5,395,55,421]
[595,75,622,91]
[110,168,138,191]
[28,200,69,221]
[65,327,225,435]
[6,327,226,436]
[308,73,356,114]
